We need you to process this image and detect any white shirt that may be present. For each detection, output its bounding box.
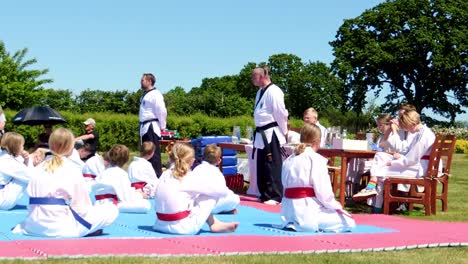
[13,157,92,237]
[127,157,159,197]
[253,83,289,149]
[316,121,328,148]
[139,88,167,137]
[95,166,143,203]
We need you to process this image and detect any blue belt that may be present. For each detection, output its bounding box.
[0,184,4,190]
[29,197,92,230]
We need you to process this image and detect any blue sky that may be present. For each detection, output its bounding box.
[1,1,466,121]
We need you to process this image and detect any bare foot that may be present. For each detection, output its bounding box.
[210,221,239,233]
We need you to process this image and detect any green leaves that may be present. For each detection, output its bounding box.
[330,0,468,124]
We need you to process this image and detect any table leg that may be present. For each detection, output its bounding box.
[340,156,348,206]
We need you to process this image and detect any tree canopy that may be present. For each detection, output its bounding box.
[330,0,468,123]
[0,41,52,109]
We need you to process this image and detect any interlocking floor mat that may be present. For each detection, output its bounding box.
[0,195,466,259]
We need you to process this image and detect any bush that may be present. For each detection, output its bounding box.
[455,140,468,154]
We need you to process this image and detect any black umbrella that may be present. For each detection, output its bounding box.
[12,106,67,125]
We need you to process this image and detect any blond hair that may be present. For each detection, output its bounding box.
[399,103,416,112]
[203,144,222,165]
[303,107,318,119]
[376,113,392,124]
[106,144,129,168]
[0,132,25,157]
[43,128,75,173]
[294,123,321,155]
[398,110,421,130]
[169,143,194,180]
[140,141,155,157]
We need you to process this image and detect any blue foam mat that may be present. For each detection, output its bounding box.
[0,196,395,240]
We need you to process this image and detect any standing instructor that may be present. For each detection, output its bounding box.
[139,73,167,177]
[251,66,288,205]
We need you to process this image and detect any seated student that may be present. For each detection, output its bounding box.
[153,143,239,235]
[381,103,417,153]
[352,110,435,213]
[0,132,38,210]
[12,128,118,237]
[280,123,355,232]
[127,141,159,198]
[81,152,107,192]
[94,144,151,213]
[346,113,395,195]
[192,144,240,214]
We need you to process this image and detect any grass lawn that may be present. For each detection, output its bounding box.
[2,154,467,263]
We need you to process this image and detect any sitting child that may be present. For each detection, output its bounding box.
[153,143,238,235]
[353,110,436,213]
[94,144,151,213]
[12,128,118,237]
[127,141,159,198]
[347,113,395,195]
[281,123,355,232]
[0,132,37,210]
[192,144,240,214]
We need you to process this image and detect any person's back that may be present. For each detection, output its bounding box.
[191,144,239,214]
[12,128,118,237]
[95,144,150,213]
[127,141,159,198]
[281,123,355,232]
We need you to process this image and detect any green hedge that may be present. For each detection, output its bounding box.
[4,110,257,151]
[4,110,467,153]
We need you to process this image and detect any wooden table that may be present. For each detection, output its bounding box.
[217,142,376,206]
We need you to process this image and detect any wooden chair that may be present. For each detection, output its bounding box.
[430,134,456,214]
[383,134,456,216]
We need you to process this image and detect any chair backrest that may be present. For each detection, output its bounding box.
[425,134,457,177]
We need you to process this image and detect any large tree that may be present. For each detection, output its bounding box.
[330,0,468,123]
[0,41,52,109]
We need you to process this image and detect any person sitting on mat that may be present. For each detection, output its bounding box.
[280,123,355,232]
[192,144,240,214]
[81,151,107,191]
[153,143,239,235]
[127,141,159,199]
[12,128,118,237]
[0,132,39,210]
[352,110,436,213]
[94,144,151,213]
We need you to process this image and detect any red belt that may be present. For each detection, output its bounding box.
[83,173,96,179]
[156,210,191,221]
[421,155,430,160]
[284,187,315,199]
[131,181,147,190]
[95,194,118,205]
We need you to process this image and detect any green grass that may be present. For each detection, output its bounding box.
[2,154,466,263]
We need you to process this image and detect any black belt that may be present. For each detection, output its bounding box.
[252,122,278,160]
[139,118,159,125]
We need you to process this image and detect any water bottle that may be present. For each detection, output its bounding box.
[366,132,374,151]
[232,126,241,144]
[246,126,253,142]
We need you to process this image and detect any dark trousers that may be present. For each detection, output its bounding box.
[141,124,162,177]
[256,131,283,202]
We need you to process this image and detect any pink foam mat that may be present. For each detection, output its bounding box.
[1,195,467,259]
